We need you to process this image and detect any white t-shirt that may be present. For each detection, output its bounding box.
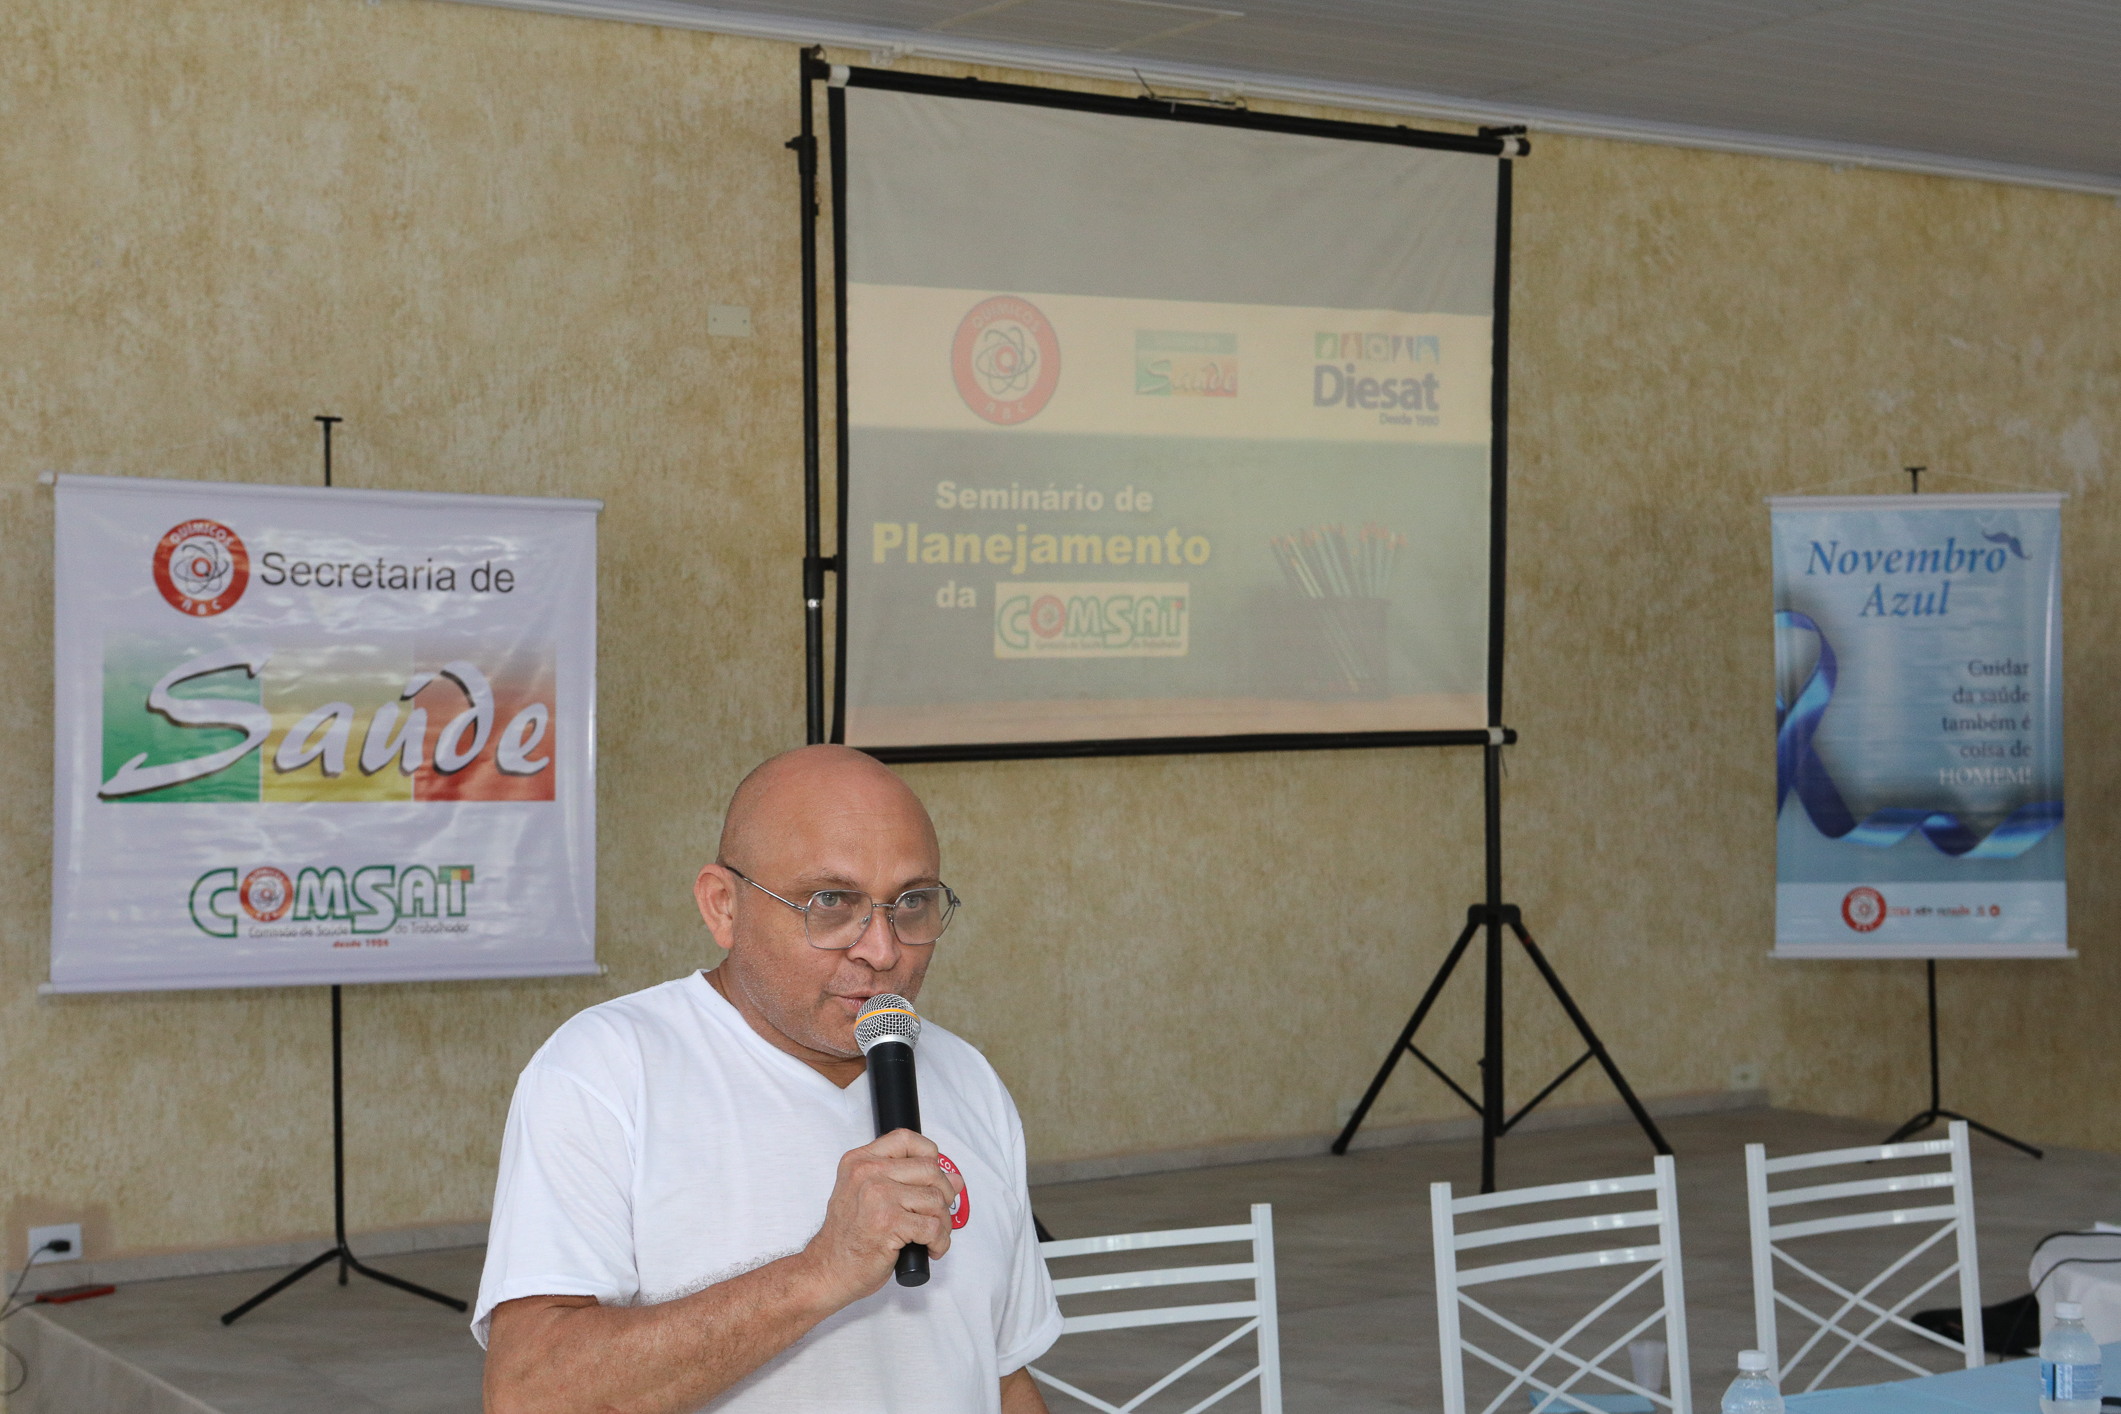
[473,971,1062,1413]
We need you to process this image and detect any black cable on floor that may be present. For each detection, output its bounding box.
[0,1237,77,1396]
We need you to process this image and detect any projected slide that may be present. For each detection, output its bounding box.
[837,85,1500,751]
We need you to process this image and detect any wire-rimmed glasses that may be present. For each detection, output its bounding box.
[723,865,960,949]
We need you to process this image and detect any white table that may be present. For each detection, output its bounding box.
[2031,1232,2121,1343]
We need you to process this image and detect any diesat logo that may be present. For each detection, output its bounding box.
[192,863,477,938]
[953,296,1061,425]
[153,519,250,617]
[1311,329,1441,426]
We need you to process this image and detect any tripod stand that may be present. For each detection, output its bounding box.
[1883,959,2041,1158]
[1332,739,1670,1192]
[222,986,468,1324]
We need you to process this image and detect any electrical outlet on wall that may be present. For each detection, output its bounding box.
[708,305,753,338]
[28,1222,81,1266]
[1729,1062,1762,1091]
[1335,1098,1361,1128]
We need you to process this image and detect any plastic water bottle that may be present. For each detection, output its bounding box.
[1722,1351,1784,1414]
[2040,1301,2101,1414]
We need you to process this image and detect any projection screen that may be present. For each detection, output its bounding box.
[828,71,1508,759]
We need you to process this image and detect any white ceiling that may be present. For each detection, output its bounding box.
[456,0,2121,194]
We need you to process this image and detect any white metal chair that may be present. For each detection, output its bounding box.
[1029,1203,1282,1414]
[1432,1156,1693,1414]
[1745,1119,1983,1392]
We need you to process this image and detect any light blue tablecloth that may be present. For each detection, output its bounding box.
[1782,1344,2120,1414]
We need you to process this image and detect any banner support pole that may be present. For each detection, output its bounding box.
[220,986,468,1324]
[219,418,467,1325]
[1882,959,2043,1157]
[792,50,831,746]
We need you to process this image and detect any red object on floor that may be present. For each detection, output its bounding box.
[34,1284,115,1305]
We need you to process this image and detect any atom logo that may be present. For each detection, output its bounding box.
[952,296,1061,425]
[171,536,234,598]
[153,519,250,617]
[971,325,1038,397]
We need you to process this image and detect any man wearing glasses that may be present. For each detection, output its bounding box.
[475,745,1060,1414]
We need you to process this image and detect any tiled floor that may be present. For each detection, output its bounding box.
[20,1108,2120,1413]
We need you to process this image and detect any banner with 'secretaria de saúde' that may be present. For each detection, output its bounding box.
[1771,493,2067,959]
[51,474,600,992]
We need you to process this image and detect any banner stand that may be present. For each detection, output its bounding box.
[218,419,466,1326]
[1883,959,2041,1158]
[1769,474,2062,1161]
[222,983,467,1324]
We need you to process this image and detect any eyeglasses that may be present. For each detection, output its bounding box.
[722,865,960,949]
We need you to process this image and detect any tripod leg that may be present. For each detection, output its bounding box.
[1885,1111,1942,1145]
[346,1255,470,1312]
[1332,911,1483,1155]
[1935,1110,2045,1160]
[1509,914,1672,1156]
[220,1246,340,1326]
[1891,966,2044,1159]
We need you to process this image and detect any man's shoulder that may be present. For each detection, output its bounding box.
[915,1022,1017,1115]
[527,973,709,1080]
[915,1019,991,1076]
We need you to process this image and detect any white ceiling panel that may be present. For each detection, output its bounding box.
[450,0,2121,192]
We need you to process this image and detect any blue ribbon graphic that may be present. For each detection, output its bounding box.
[1774,610,2061,858]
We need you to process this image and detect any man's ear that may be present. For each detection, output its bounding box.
[694,864,740,953]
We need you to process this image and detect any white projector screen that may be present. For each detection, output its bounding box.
[828,73,1508,758]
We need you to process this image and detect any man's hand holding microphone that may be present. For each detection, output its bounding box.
[795,994,960,1306]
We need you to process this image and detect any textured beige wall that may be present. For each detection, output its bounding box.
[3,0,2117,1269]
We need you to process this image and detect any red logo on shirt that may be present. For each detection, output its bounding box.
[938,1153,970,1230]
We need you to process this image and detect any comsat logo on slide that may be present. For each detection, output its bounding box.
[154,519,251,616]
[994,583,1188,658]
[953,296,1061,425]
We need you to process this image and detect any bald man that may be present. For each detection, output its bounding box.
[474,746,1060,1414]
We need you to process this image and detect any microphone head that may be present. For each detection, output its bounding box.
[855,994,922,1054]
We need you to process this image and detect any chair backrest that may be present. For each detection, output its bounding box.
[1744,1119,1982,1392]
[1029,1203,1282,1414]
[1432,1155,1693,1414]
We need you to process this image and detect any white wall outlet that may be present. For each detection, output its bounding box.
[708,305,753,338]
[28,1222,81,1266]
[1335,1097,1361,1128]
[1729,1062,1762,1091]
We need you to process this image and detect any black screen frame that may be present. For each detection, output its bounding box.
[805,57,1515,765]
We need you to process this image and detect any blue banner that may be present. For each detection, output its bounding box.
[1770,494,2068,957]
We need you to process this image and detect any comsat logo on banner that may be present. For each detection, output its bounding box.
[192,863,480,939]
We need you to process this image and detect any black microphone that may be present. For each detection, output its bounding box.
[855,994,929,1287]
